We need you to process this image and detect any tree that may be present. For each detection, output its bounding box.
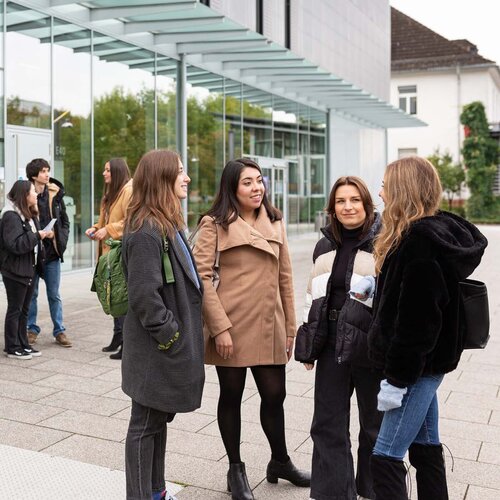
[460,101,499,219]
[427,150,465,211]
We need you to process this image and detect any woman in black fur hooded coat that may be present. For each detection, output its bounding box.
[368,156,488,500]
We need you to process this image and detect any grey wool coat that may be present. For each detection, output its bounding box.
[121,222,205,414]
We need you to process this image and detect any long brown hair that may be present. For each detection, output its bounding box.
[374,156,442,274]
[102,158,131,211]
[8,180,38,220]
[325,176,374,244]
[125,150,184,236]
[204,157,282,230]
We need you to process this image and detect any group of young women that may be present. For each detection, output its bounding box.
[1,148,486,500]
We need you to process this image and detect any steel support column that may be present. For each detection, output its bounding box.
[176,53,188,223]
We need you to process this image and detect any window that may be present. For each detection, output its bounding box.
[398,85,417,115]
[285,0,291,49]
[256,0,263,34]
[398,148,418,159]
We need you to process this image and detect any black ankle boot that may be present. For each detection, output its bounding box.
[109,344,122,360]
[266,458,310,487]
[227,462,254,500]
[409,443,449,500]
[102,332,123,352]
[370,454,408,500]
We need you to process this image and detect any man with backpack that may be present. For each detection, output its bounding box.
[26,158,72,348]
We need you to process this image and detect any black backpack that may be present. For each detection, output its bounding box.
[460,279,490,349]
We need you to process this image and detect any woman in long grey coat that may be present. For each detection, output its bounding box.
[121,150,205,500]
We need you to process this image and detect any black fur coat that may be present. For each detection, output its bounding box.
[368,211,488,387]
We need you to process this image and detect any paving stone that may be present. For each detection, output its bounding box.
[440,402,491,424]
[446,391,500,412]
[440,418,500,444]
[0,418,71,451]
[34,373,119,395]
[196,395,218,416]
[0,397,65,424]
[466,485,500,500]
[95,368,123,383]
[439,377,498,397]
[31,358,113,378]
[0,363,55,383]
[0,379,59,402]
[167,411,217,433]
[176,486,231,499]
[167,427,227,461]
[478,441,500,465]
[103,387,131,401]
[37,390,130,417]
[166,452,263,492]
[42,434,126,471]
[39,409,128,442]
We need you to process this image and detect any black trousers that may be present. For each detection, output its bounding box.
[125,400,172,500]
[3,275,34,353]
[310,321,383,500]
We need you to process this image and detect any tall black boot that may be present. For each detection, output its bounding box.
[409,443,449,500]
[102,332,123,352]
[266,458,310,487]
[370,454,408,500]
[227,462,254,500]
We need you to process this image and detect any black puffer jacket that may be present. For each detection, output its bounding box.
[0,202,42,285]
[368,211,487,386]
[295,214,381,365]
[44,178,70,261]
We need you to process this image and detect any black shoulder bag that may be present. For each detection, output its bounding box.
[460,279,490,349]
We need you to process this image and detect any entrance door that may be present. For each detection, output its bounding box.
[248,156,288,223]
[5,126,52,192]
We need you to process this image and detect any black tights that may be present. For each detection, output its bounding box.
[216,365,289,464]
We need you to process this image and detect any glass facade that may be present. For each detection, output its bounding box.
[0,1,327,270]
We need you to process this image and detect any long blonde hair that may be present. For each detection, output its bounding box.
[125,150,184,236]
[374,156,442,274]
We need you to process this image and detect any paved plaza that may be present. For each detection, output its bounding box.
[0,227,499,499]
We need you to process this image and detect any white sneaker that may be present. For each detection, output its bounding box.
[24,348,42,357]
[6,350,32,360]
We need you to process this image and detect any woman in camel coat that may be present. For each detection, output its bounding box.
[85,158,132,357]
[193,157,309,500]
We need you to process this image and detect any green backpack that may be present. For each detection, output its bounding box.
[91,237,175,318]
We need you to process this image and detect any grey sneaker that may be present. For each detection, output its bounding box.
[55,333,72,347]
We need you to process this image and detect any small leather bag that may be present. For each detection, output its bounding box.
[460,278,490,349]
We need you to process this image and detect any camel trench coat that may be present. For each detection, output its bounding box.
[92,179,133,256]
[193,206,296,367]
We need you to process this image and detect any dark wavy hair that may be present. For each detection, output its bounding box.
[8,180,38,220]
[203,158,282,230]
[102,158,131,211]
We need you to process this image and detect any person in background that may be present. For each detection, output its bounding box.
[26,158,71,348]
[85,158,132,360]
[368,156,487,499]
[0,181,48,359]
[121,149,204,500]
[193,158,310,500]
[295,176,382,500]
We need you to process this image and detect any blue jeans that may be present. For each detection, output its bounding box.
[373,374,444,461]
[27,259,65,337]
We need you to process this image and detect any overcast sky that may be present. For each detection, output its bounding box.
[390,0,500,65]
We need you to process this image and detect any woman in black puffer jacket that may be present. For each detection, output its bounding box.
[0,181,47,359]
[295,176,382,500]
